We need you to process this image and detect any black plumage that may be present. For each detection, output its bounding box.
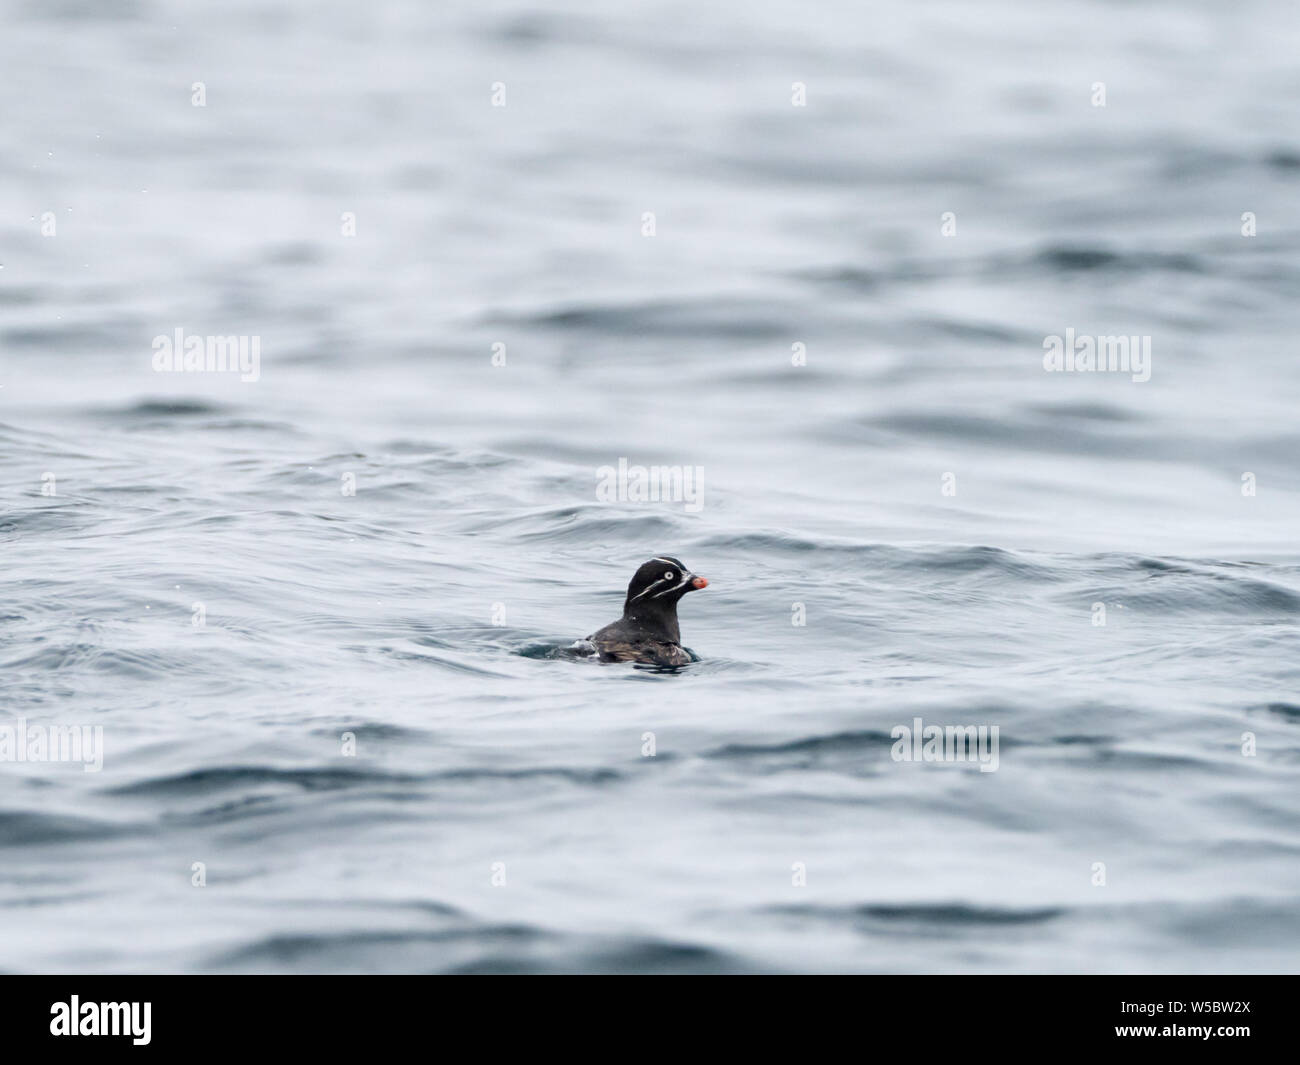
[586,556,708,666]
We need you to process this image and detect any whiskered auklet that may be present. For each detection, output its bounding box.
[586,556,708,667]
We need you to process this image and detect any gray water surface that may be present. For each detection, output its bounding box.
[2,0,1299,973]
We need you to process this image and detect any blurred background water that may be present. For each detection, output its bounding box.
[2,0,1299,973]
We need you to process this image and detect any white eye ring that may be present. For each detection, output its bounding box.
[664,571,674,580]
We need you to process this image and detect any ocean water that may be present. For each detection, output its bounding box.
[2,0,1300,974]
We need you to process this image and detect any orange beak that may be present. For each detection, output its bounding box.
[691,576,708,589]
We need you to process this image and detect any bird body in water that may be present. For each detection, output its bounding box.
[585,557,708,667]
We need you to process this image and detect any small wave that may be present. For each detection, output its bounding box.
[707,729,895,760]
[106,765,418,797]
[770,901,1067,927]
[0,810,127,848]
[209,923,546,973]
[212,924,749,975]
[493,296,795,342]
[1083,558,1300,617]
[1031,245,1205,274]
[0,642,171,678]
[694,533,1061,585]
[501,506,687,546]
[106,763,623,799]
[306,722,432,742]
[516,639,598,661]
[93,398,231,418]
[1264,149,1300,171]
[1027,401,1135,423]
[1252,703,1300,723]
[0,506,100,539]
